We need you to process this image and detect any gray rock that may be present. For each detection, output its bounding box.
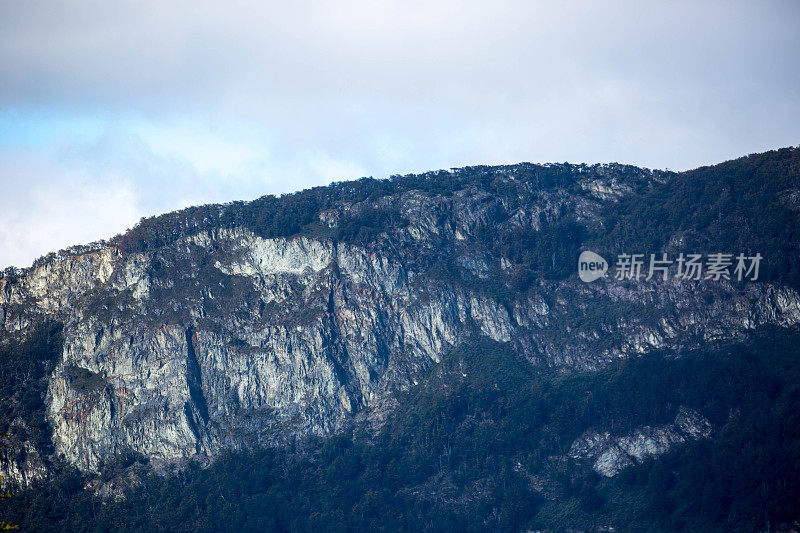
[569,407,713,477]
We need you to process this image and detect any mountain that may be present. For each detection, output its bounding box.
[1,147,799,531]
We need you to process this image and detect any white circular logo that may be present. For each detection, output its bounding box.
[578,251,608,282]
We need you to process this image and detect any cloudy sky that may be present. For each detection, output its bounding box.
[1,0,798,268]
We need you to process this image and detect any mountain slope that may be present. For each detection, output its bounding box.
[1,147,799,531]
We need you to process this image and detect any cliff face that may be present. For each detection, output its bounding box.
[1,153,799,486]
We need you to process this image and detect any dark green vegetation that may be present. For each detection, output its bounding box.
[594,147,800,287]
[2,332,800,531]
[0,321,62,453]
[110,162,582,254]
[64,366,107,395]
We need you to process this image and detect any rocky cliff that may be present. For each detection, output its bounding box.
[1,150,799,491]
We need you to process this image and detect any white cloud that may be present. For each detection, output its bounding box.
[0,147,140,267]
[0,0,799,267]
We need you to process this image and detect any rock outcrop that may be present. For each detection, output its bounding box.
[569,407,713,477]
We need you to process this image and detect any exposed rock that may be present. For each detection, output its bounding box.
[569,407,713,477]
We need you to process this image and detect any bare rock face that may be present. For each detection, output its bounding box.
[3,228,519,472]
[0,162,798,479]
[569,407,713,477]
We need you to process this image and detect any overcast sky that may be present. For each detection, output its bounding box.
[0,0,798,268]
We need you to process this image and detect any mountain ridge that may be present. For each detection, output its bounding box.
[1,146,800,531]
